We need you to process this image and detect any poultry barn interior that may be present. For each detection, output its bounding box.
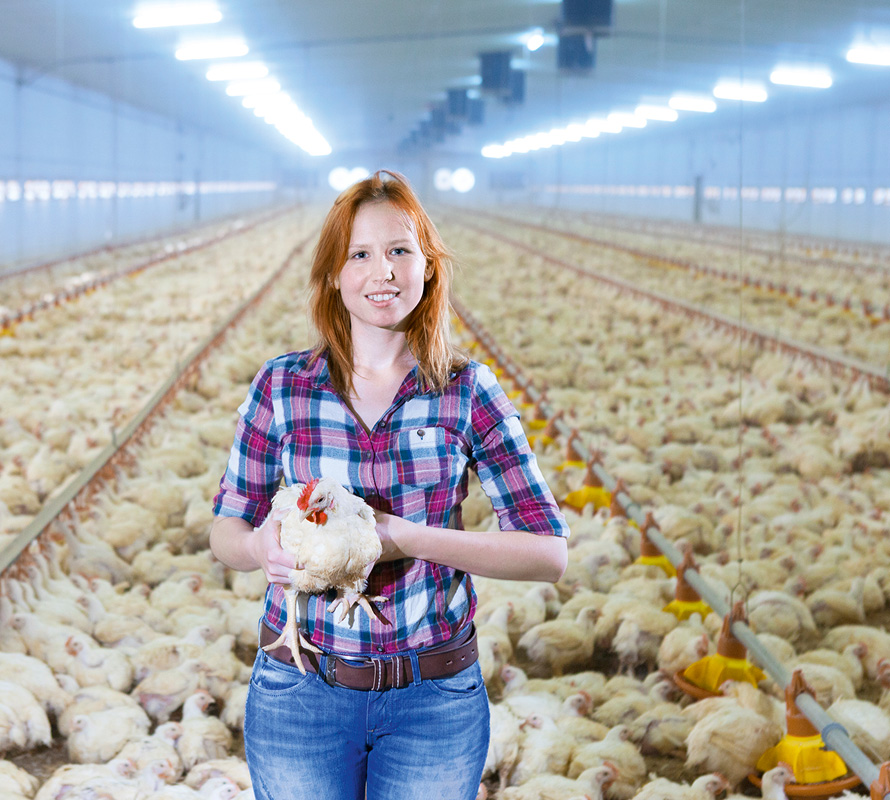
[2,1,890,799]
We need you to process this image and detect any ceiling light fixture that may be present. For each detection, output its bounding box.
[608,112,647,128]
[206,62,269,81]
[481,144,508,158]
[635,104,679,121]
[668,95,716,113]
[451,168,476,193]
[846,44,890,66]
[133,2,222,28]
[712,80,768,102]
[175,39,249,61]
[523,28,546,52]
[769,65,833,88]
[225,79,281,97]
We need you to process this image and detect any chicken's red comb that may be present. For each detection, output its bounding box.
[297,478,320,511]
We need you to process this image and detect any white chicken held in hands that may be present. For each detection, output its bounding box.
[262,478,389,672]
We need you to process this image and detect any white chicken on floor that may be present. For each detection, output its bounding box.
[261,477,386,672]
[177,690,234,771]
[500,762,617,800]
[0,760,38,799]
[0,680,52,752]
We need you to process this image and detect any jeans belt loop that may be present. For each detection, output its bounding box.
[391,655,404,689]
[408,648,422,687]
[372,658,386,692]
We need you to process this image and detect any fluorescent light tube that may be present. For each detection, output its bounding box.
[635,104,679,121]
[175,39,249,61]
[226,79,281,97]
[846,44,890,66]
[769,66,832,88]
[206,62,269,81]
[668,95,716,112]
[134,3,222,28]
[608,112,647,128]
[713,81,768,102]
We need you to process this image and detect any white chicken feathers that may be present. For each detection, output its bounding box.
[271,478,381,597]
[261,477,387,672]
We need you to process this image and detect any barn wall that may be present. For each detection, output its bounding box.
[0,58,284,269]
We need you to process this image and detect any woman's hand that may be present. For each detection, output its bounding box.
[249,514,299,585]
[373,509,413,562]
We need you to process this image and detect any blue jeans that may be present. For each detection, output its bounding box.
[244,649,490,800]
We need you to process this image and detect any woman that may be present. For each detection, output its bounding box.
[210,170,569,800]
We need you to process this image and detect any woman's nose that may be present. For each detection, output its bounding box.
[369,253,394,280]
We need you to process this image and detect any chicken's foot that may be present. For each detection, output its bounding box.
[327,591,392,626]
[262,588,321,675]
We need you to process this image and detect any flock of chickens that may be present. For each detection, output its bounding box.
[0,209,311,546]
[0,203,888,799]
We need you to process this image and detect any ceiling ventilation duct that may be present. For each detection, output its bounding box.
[561,0,613,30]
[479,51,513,93]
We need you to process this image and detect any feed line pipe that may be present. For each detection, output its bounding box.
[452,297,890,799]
[0,230,317,577]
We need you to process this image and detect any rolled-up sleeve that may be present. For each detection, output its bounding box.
[212,362,283,527]
[470,366,570,537]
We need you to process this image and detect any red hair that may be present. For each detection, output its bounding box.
[308,170,467,396]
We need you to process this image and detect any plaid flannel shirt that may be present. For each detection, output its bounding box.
[212,349,569,656]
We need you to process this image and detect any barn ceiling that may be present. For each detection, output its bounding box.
[1,0,889,162]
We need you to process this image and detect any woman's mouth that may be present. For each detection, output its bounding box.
[367,292,399,303]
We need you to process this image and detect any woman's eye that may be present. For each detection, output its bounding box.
[391,247,407,255]
[351,251,367,259]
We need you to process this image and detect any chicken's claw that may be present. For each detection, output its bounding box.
[262,588,322,675]
[327,591,392,626]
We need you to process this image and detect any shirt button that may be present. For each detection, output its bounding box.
[376,646,384,653]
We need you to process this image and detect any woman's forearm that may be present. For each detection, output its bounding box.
[377,515,568,583]
[209,516,262,572]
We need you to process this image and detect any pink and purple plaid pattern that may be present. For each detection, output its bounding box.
[213,349,569,656]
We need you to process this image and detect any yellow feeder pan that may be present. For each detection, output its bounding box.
[561,454,611,513]
[663,549,711,621]
[528,410,564,450]
[675,600,764,699]
[524,399,550,440]
[750,670,861,799]
[633,513,676,577]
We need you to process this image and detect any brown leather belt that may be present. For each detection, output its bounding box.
[259,621,478,692]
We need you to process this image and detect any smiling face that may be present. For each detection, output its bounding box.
[337,200,427,337]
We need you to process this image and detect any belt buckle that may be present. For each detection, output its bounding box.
[323,656,338,687]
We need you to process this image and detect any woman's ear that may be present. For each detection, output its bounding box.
[329,273,340,291]
[424,261,434,281]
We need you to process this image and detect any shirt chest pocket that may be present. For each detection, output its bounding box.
[395,426,450,489]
